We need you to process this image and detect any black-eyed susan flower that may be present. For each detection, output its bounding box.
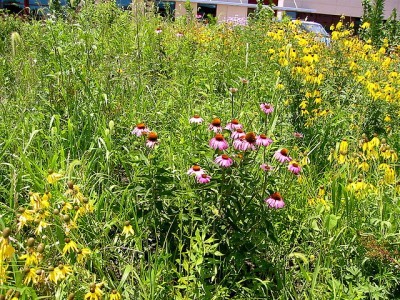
[109,290,122,300]
[122,221,134,237]
[77,248,91,263]
[339,139,348,153]
[23,267,38,285]
[63,238,78,255]
[47,170,63,184]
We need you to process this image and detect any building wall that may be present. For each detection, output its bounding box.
[175,1,197,17]
[287,0,400,19]
[216,4,247,22]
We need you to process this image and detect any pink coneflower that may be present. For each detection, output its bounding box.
[274,148,292,163]
[240,77,249,84]
[229,87,238,94]
[155,27,162,34]
[132,123,150,137]
[146,132,159,148]
[187,165,204,176]
[215,154,233,168]
[240,132,257,151]
[209,134,229,150]
[265,192,285,209]
[231,128,245,140]
[288,161,301,175]
[225,119,243,131]
[209,118,222,133]
[176,32,184,37]
[293,132,304,138]
[260,103,274,114]
[196,173,211,184]
[260,164,274,171]
[189,114,204,124]
[233,136,245,150]
[256,134,273,147]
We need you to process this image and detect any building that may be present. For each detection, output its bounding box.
[172,0,400,28]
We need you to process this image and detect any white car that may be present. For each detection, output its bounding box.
[297,20,331,46]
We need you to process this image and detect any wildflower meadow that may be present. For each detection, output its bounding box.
[1,2,400,299]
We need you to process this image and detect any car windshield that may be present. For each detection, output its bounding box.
[301,23,328,36]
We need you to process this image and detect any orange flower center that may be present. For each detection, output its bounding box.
[280,148,289,156]
[260,134,267,139]
[231,119,239,125]
[148,132,158,141]
[201,174,208,178]
[193,114,200,118]
[215,134,224,141]
[270,192,282,200]
[137,123,146,129]
[192,165,201,171]
[212,118,221,126]
[265,105,271,109]
[245,132,256,143]
[292,163,299,168]
[236,129,244,133]
[221,154,229,160]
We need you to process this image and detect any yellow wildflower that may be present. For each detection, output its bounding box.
[384,167,395,184]
[47,170,63,184]
[358,161,369,172]
[77,248,91,263]
[122,221,134,237]
[23,267,38,285]
[48,266,63,283]
[361,22,370,29]
[63,238,78,255]
[110,290,122,300]
[339,139,348,153]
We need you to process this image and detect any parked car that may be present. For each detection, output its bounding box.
[297,20,331,46]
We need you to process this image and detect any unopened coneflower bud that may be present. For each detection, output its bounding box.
[37,243,45,253]
[53,209,60,215]
[36,269,43,276]
[229,87,238,93]
[83,198,89,204]
[27,237,35,247]
[63,215,71,223]
[67,181,74,190]
[67,293,75,300]
[2,227,11,238]
[381,138,386,144]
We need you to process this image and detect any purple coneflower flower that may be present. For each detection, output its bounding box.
[229,87,238,94]
[187,165,204,176]
[209,134,229,150]
[197,173,211,184]
[176,32,184,37]
[132,123,150,137]
[240,132,257,151]
[265,192,285,209]
[225,119,243,131]
[274,148,292,163]
[209,118,222,133]
[155,27,162,34]
[288,161,301,175]
[233,137,245,150]
[231,129,245,140]
[260,164,274,171]
[215,154,233,168]
[189,114,204,124]
[293,132,304,138]
[260,103,274,114]
[256,134,273,147]
[146,132,159,148]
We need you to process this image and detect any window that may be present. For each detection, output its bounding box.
[197,3,216,20]
[156,1,175,18]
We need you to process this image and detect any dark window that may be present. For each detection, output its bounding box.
[156,1,175,18]
[197,3,216,19]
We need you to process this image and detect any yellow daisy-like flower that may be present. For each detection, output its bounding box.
[23,267,38,285]
[63,238,78,254]
[361,22,370,29]
[77,248,91,263]
[85,290,100,300]
[48,266,63,283]
[339,139,348,153]
[110,290,122,300]
[19,252,39,266]
[358,161,369,172]
[384,167,396,184]
[122,221,134,237]
[47,171,63,184]
[34,220,49,235]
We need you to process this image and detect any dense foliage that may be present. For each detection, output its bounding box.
[1,4,400,299]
